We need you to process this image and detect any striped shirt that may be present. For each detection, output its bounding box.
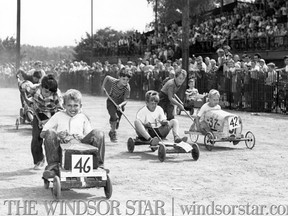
[30,86,62,118]
[107,76,130,104]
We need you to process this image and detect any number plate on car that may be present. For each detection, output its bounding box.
[72,155,93,175]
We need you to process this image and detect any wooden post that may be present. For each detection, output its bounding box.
[155,0,158,37]
[179,0,190,100]
[91,0,94,66]
[16,0,21,71]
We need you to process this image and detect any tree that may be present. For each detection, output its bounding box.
[73,27,137,63]
[0,37,17,65]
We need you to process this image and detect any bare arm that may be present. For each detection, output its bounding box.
[167,89,184,110]
[101,75,110,91]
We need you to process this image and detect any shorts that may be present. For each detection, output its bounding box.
[137,125,170,139]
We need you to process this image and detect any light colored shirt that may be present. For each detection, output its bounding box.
[197,102,221,122]
[136,106,166,128]
[42,110,92,137]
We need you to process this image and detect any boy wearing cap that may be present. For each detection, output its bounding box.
[26,74,63,170]
[102,68,131,142]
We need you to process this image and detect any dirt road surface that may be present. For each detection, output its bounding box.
[0,88,288,216]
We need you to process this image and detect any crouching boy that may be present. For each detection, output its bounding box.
[40,89,105,178]
[191,89,221,134]
[134,90,187,145]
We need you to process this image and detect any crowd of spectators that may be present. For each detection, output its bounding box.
[93,0,288,59]
[1,44,288,114]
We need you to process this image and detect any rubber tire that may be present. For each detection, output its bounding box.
[19,108,25,124]
[127,137,135,153]
[158,144,166,162]
[104,175,113,199]
[26,111,34,123]
[15,118,19,130]
[191,143,200,161]
[52,176,61,199]
[245,131,255,149]
[204,132,215,151]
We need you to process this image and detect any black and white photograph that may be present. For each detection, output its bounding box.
[0,0,288,215]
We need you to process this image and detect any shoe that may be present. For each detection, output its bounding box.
[42,169,56,179]
[33,157,45,170]
[174,136,188,143]
[149,137,159,146]
[109,131,117,142]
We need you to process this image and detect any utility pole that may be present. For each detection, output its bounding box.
[16,0,21,71]
[155,0,158,36]
[182,0,190,74]
[91,0,94,66]
[179,0,190,100]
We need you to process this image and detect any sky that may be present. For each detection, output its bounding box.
[0,0,154,47]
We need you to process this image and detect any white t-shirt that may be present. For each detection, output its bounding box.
[197,102,221,122]
[42,111,92,137]
[136,106,166,128]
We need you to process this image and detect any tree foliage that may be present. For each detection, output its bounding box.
[21,45,75,62]
[73,27,137,63]
[0,37,17,64]
[0,36,75,65]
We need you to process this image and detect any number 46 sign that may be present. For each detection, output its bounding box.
[72,155,93,175]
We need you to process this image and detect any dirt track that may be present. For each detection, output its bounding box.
[1,88,288,216]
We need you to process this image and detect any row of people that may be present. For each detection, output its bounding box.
[16,48,288,115]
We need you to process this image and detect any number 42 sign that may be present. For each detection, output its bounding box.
[72,155,93,175]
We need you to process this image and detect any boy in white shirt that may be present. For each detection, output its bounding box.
[40,89,105,178]
[134,90,187,145]
[192,89,221,134]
